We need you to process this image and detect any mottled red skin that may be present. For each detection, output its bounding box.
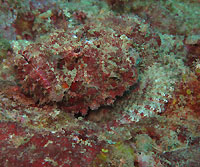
[13,15,138,115]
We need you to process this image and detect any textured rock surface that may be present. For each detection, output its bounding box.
[0,0,200,166]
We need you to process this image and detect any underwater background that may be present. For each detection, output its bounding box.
[0,0,200,166]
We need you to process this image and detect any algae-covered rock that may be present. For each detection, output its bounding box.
[0,36,11,63]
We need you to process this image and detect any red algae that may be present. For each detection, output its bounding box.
[0,122,102,167]
[0,0,200,166]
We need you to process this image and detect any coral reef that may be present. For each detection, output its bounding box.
[0,121,102,167]
[0,0,200,166]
